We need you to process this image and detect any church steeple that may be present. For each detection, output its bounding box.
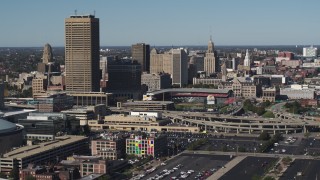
[207,36,214,53]
[244,49,251,67]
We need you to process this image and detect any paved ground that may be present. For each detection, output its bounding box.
[208,156,246,180]
[141,154,232,180]
[279,159,320,180]
[218,156,279,180]
[269,136,320,155]
[200,138,262,153]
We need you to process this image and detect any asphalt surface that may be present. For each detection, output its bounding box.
[279,159,320,180]
[200,139,262,153]
[141,154,232,180]
[219,156,278,180]
[268,137,320,156]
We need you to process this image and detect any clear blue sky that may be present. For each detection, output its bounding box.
[1,0,320,47]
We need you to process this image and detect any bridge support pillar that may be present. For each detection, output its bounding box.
[303,125,307,133]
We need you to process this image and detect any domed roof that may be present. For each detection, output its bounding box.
[0,119,16,134]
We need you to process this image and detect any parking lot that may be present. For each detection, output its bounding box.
[200,138,262,153]
[219,156,278,180]
[141,154,232,180]
[268,136,320,155]
[279,159,320,180]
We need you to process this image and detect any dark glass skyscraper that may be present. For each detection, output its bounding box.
[131,43,150,72]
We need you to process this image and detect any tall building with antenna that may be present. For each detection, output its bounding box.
[65,14,100,92]
[204,36,219,76]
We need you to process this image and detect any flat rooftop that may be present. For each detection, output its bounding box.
[123,101,173,105]
[2,135,88,159]
[147,88,230,95]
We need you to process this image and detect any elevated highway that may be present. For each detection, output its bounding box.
[110,106,320,135]
[162,111,320,135]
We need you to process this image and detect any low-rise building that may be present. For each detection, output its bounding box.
[219,77,262,98]
[262,87,279,102]
[0,136,89,173]
[91,134,126,160]
[67,92,110,107]
[17,112,79,140]
[192,78,222,86]
[280,88,315,100]
[80,159,108,177]
[88,113,199,133]
[281,59,302,68]
[126,133,167,158]
[20,165,60,180]
[300,99,318,107]
[121,101,175,111]
[141,72,171,92]
[61,104,106,126]
[35,92,73,112]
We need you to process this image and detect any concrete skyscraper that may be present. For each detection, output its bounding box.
[204,36,219,76]
[42,43,53,63]
[65,15,100,92]
[131,43,150,72]
[150,48,188,87]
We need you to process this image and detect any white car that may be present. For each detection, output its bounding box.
[188,170,194,173]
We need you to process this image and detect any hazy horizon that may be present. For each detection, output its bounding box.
[1,0,320,47]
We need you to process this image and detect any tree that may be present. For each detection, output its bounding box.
[262,111,275,118]
[221,145,228,152]
[258,131,271,141]
[264,176,275,180]
[262,100,271,108]
[21,88,32,98]
[98,175,111,180]
[256,106,266,116]
[238,146,246,152]
[282,156,292,165]
[243,99,254,111]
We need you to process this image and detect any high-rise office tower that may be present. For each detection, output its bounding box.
[65,15,100,92]
[150,48,188,87]
[221,60,227,82]
[107,60,142,100]
[42,43,53,64]
[131,43,150,72]
[204,37,219,76]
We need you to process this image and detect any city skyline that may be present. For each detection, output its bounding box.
[1,0,320,47]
